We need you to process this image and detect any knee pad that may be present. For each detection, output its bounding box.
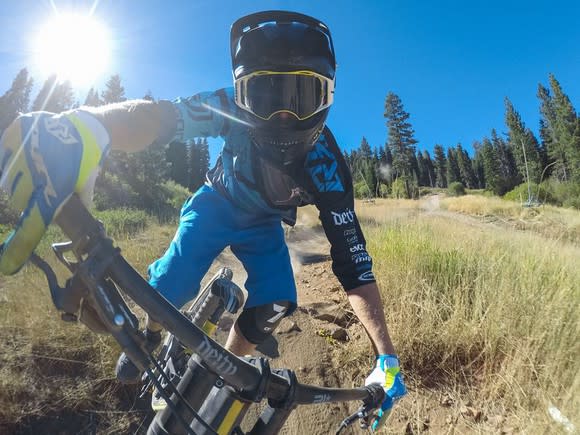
[236,301,291,345]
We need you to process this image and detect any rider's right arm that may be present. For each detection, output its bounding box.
[0,89,230,275]
[70,88,231,153]
[76,99,177,152]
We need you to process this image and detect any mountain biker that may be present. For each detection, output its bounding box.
[0,10,405,431]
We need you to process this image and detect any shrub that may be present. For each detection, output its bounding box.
[541,180,580,209]
[379,183,390,198]
[94,208,149,238]
[160,180,191,213]
[152,180,192,223]
[354,180,372,199]
[447,182,465,197]
[419,186,446,197]
[390,178,419,199]
[503,182,556,205]
[391,178,407,199]
[93,172,140,211]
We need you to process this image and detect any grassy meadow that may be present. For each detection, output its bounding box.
[0,195,578,433]
[348,197,579,433]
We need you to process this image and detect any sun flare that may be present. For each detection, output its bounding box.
[34,13,111,85]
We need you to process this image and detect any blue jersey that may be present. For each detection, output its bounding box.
[170,88,375,291]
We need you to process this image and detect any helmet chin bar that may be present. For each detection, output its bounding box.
[250,120,324,167]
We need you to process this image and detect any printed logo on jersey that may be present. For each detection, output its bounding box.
[306,140,344,193]
[349,244,364,253]
[331,208,354,226]
[358,271,375,281]
[352,253,372,264]
[346,235,359,244]
[43,117,79,145]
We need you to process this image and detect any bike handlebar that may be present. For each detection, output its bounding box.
[51,194,383,412]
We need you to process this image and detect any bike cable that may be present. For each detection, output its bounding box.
[335,405,372,435]
[146,354,218,435]
[144,366,198,435]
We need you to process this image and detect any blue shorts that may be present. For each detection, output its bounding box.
[148,184,297,311]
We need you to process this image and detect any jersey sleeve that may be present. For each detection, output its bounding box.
[172,88,237,141]
[305,128,376,291]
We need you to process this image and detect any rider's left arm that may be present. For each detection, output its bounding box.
[347,282,396,356]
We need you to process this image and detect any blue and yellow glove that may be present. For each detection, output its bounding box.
[364,354,407,432]
[0,111,109,275]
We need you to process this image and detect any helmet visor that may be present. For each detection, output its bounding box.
[235,71,334,121]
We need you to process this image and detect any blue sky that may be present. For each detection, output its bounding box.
[0,0,578,160]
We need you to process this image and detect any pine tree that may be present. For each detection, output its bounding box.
[384,93,417,179]
[32,75,74,112]
[446,147,462,185]
[354,137,378,195]
[504,97,542,183]
[359,137,372,160]
[416,151,426,186]
[456,143,477,188]
[32,74,57,111]
[84,87,102,106]
[54,80,75,112]
[188,138,210,191]
[198,138,210,186]
[377,146,386,165]
[433,144,447,188]
[376,145,393,184]
[0,68,33,132]
[480,137,501,194]
[384,92,417,197]
[98,74,172,210]
[538,84,556,177]
[166,141,189,187]
[349,149,362,183]
[422,150,435,187]
[101,74,126,104]
[573,117,580,183]
[549,74,579,182]
[343,150,353,174]
[471,141,486,189]
[491,129,520,194]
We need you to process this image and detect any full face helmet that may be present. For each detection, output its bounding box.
[230,11,336,166]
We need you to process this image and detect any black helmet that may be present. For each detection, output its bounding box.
[230,11,336,166]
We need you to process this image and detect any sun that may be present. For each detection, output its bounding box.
[34,13,111,86]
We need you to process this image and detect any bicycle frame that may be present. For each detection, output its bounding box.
[32,194,383,434]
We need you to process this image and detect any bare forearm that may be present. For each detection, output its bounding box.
[70,99,177,152]
[347,282,396,356]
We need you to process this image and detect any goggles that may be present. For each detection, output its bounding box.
[234,70,335,121]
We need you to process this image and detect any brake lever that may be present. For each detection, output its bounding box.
[52,241,78,272]
[29,252,71,315]
[335,404,374,434]
[335,384,384,434]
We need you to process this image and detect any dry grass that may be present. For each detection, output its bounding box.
[442,194,580,243]
[336,196,580,433]
[1,196,579,433]
[0,223,179,433]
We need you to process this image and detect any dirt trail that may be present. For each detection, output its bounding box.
[204,199,496,434]
[1,198,530,434]
[202,225,367,434]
